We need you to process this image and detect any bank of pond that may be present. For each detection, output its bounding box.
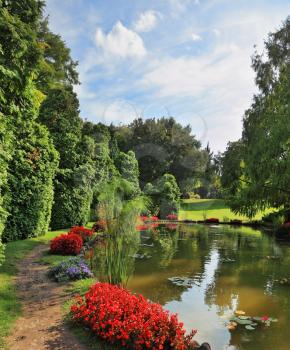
[43,222,290,350]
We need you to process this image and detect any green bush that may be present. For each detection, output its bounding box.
[144,174,181,218]
[3,121,59,241]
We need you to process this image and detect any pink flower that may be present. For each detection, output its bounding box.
[261,316,269,321]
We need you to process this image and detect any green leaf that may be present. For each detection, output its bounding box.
[245,325,256,330]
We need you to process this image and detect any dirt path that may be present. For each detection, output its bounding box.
[6,245,87,350]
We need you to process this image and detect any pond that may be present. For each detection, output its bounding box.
[90,224,290,350]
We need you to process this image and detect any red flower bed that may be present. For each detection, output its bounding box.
[166,214,178,221]
[150,216,159,221]
[50,233,83,255]
[140,216,149,222]
[68,226,94,242]
[71,282,197,349]
[205,218,219,224]
[92,220,107,232]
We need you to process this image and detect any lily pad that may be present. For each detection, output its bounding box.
[236,319,253,325]
[245,325,256,330]
[168,276,196,287]
[239,316,250,320]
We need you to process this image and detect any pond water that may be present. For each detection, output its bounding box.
[90,224,290,350]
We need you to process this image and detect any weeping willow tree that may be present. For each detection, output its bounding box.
[95,178,148,285]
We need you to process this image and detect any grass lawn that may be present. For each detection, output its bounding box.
[179,198,271,222]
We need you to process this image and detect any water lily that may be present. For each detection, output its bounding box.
[261,316,269,321]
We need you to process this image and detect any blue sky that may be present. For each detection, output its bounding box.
[45,0,290,152]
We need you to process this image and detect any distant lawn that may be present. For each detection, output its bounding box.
[179,198,270,222]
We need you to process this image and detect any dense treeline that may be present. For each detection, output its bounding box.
[221,17,290,220]
[0,0,214,245]
[1,0,288,248]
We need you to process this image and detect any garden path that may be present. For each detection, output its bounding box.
[6,244,87,350]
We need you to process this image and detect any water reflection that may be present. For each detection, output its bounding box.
[90,224,290,350]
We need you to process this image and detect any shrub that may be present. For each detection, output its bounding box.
[50,233,83,255]
[49,257,93,282]
[205,218,219,224]
[230,219,242,225]
[166,214,178,220]
[71,282,197,349]
[68,226,93,242]
[92,220,107,232]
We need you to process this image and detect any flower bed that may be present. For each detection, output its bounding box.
[166,214,178,221]
[48,257,93,282]
[68,226,94,242]
[205,218,219,224]
[71,282,197,349]
[50,233,83,255]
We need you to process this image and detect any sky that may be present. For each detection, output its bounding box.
[45,0,290,152]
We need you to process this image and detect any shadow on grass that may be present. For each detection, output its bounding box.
[181,199,228,212]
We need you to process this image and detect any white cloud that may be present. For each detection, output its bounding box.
[212,28,221,37]
[169,0,200,14]
[84,99,141,124]
[95,21,146,58]
[134,10,158,33]
[191,33,202,41]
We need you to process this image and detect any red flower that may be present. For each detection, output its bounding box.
[71,282,197,349]
[68,226,93,242]
[150,216,159,221]
[166,214,178,221]
[261,316,269,321]
[50,233,83,255]
[140,216,149,222]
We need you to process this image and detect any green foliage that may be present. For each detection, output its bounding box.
[39,87,95,229]
[3,116,59,241]
[115,151,140,197]
[0,0,59,241]
[37,17,79,93]
[112,117,207,192]
[82,121,118,211]
[39,86,82,169]
[51,165,94,229]
[98,178,148,237]
[144,173,181,218]
[221,17,290,218]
